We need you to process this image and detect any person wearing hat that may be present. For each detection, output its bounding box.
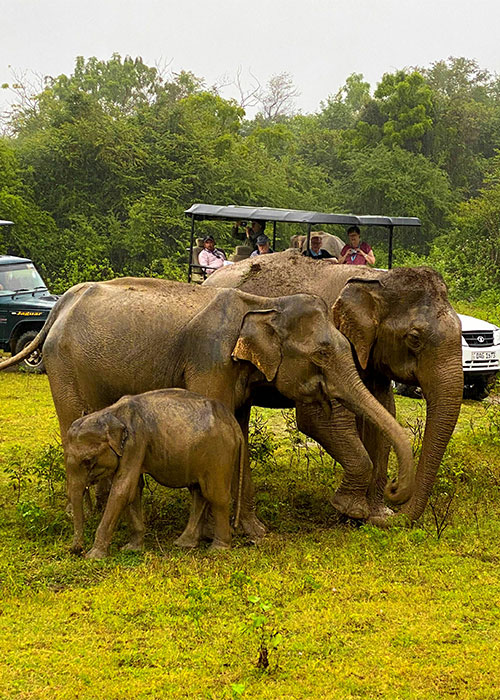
[250,234,274,257]
[302,234,337,261]
[233,220,267,249]
[198,235,227,275]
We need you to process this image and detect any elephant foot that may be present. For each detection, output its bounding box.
[366,505,394,527]
[367,511,412,529]
[367,513,393,528]
[70,542,84,556]
[120,541,144,553]
[209,538,231,551]
[85,547,108,560]
[331,489,370,520]
[237,513,266,543]
[174,532,200,549]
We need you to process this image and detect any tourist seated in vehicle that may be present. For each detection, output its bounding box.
[250,234,274,257]
[302,234,338,261]
[197,235,227,274]
[338,226,375,266]
[233,220,268,249]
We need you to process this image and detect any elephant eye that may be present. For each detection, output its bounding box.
[311,347,330,366]
[406,329,422,351]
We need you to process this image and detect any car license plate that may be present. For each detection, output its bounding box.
[472,350,496,360]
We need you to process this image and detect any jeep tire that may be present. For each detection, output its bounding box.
[463,375,495,401]
[393,382,423,399]
[15,330,45,374]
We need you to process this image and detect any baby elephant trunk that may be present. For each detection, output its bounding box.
[66,460,88,553]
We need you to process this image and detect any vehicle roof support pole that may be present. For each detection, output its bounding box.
[188,216,195,283]
[388,225,394,270]
[272,221,277,251]
[306,223,312,251]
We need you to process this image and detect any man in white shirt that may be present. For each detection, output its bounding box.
[198,236,226,275]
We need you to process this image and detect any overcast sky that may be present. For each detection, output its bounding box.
[2,0,500,118]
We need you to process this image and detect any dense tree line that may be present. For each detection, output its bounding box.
[0,54,499,301]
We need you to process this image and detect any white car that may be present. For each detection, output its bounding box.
[394,312,500,400]
[459,313,500,399]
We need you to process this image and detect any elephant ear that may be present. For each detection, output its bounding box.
[102,413,129,457]
[332,279,382,370]
[232,310,282,382]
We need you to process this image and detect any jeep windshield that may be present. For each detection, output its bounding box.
[0,263,47,293]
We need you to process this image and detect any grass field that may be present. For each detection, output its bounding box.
[0,372,499,699]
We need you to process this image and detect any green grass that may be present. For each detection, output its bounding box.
[0,372,500,699]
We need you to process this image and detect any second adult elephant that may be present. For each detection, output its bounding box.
[290,231,345,258]
[204,251,463,523]
[0,278,414,539]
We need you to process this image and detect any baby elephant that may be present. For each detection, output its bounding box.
[65,389,246,559]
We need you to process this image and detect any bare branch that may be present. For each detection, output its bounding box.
[256,71,300,121]
[228,66,262,110]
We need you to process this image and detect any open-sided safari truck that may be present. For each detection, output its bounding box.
[184,203,420,282]
[185,203,500,399]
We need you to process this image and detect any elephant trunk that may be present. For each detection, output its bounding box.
[401,361,463,521]
[331,361,414,504]
[66,464,87,554]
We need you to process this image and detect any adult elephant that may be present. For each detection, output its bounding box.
[290,231,345,258]
[204,251,464,523]
[0,278,414,541]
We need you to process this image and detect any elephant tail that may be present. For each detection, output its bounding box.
[0,316,52,371]
[233,432,246,529]
[0,281,91,372]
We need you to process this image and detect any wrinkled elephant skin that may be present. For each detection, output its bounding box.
[204,251,463,522]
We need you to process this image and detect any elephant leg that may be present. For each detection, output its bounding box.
[209,501,231,550]
[232,402,266,542]
[200,474,232,550]
[49,377,112,520]
[361,377,395,525]
[296,401,373,520]
[86,470,140,559]
[175,486,207,548]
[121,475,145,552]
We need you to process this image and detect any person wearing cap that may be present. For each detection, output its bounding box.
[302,234,337,261]
[198,235,227,275]
[250,234,274,257]
[233,220,267,249]
[338,226,375,266]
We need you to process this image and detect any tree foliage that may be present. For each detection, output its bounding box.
[0,54,499,298]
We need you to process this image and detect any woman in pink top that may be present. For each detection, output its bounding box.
[338,226,375,266]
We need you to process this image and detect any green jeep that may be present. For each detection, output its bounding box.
[0,254,57,372]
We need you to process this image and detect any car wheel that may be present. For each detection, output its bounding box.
[15,330,45,374]
[393,382,423,399]
[463,376,493,401]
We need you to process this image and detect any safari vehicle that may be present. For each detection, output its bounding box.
[185,204,500,399]
[0,221,58,373]
[184,204,420,281]
[185,204,360,282]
